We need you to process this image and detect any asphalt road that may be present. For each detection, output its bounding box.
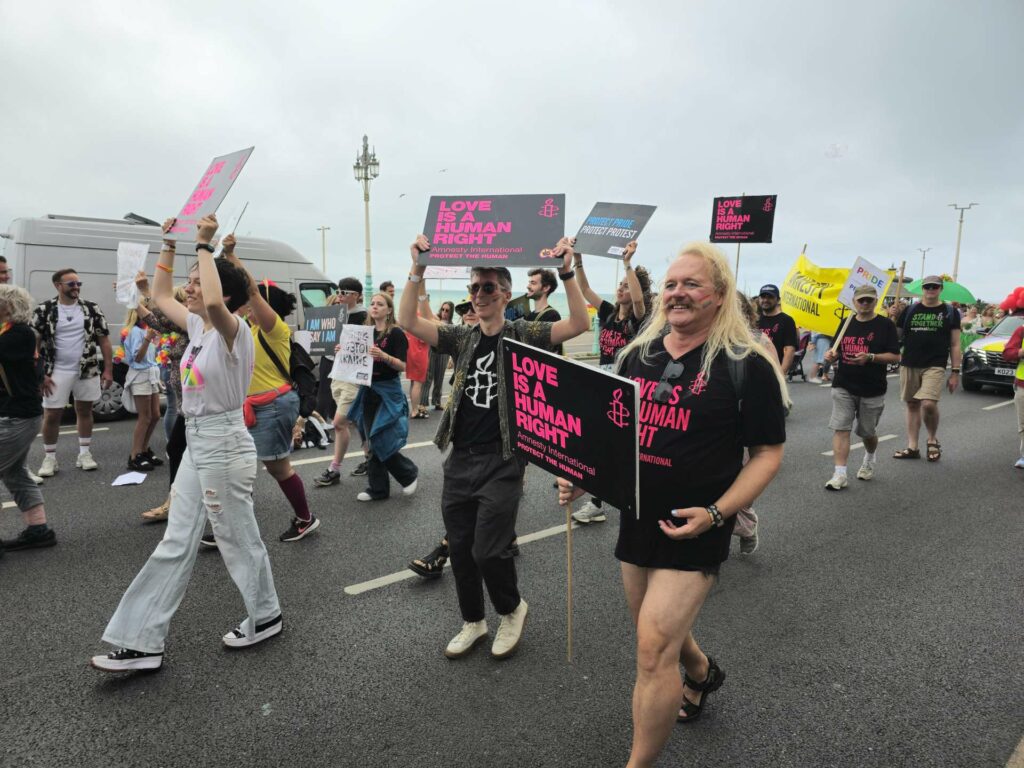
[1,371,1022,768]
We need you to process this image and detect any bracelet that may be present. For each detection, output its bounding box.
[950,368,961,373]
[195,243,215,254]
[557,269,576,282]
[156,263,174,274]
[868,353,875,363]
[706,504,724,528]
[624,263,633,271]
[407,273,423,283]
[418,295,429,302]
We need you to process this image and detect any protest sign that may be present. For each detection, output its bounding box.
[115,242,150,306]
[502,338,639,517]
[303,305,349,357]
[330,325,374,385]
[709,194,778,243]
[423,265,471,279]
[573,202,657,258]
[419,194,565,267]
[836,256,894,309]
[166,147,254,238]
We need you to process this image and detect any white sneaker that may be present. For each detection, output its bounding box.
[857,461,875,481]
[444,620,488,659]
[76,450,98,471]
[1015,457,1024,469]
[824,473,848,491]
[90,648,163,672]
[37,455,58,477]
[356,492,374,502]
[571,501,607,524]
[807,377,823,384]
[402,478,418,497]
[28,469,44,485]
[222,614,283,648]
[491,599,528,659]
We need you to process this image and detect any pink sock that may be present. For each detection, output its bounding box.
[277,473,311,522]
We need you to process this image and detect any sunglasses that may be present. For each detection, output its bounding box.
[454,302,473,316]
[856,296,876,305]
[337,289,358,296]
[653,360,685,404]
[922,284,941,290]
[467,282,502,296]
[63,281,83,288]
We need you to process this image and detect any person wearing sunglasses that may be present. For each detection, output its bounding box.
[893,275,961,462]
[558,242,786,764]
[821,285,901,490]
[31,269,114,476]
[398,234,589,662]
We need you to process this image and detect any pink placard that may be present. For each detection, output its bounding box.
[167,147,254,238]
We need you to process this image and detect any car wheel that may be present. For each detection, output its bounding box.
[93,381,127,422]
[961,375,981,392]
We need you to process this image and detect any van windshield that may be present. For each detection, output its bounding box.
[300,284,334,308]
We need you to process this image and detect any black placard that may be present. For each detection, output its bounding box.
[573,202,657,258]
[709,195,778,243]
[502,338,639,517]
[303,305,349,357]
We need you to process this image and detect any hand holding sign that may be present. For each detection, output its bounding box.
[550,236,576,273]
[196,214,218,244]
[410,234,430,267]
[555,477,586,507]
[161,218,177,248]
[622,241,637,266]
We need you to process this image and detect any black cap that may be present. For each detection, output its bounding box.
[759,284,780,298]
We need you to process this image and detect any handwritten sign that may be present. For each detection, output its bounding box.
[836,256,894,309]
[167,147,254,238]
[502,338,639,517]
[330,325,373,384]
[419,194,565,267]
[303,305,349,357]
[709,194,778,243]
[115,242,150,306]
[573,202,657,258]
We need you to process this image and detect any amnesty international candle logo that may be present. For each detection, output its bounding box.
[537,198,560,218]
[763,197,774,213]
[689,371,709,396]
[466,351,497,408]
[607,389,631,428]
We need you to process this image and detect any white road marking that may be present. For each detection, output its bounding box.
[36,427,110,437]
[343,522,578,596]
[1006,733,1024,768]
[822,434,897,456]
[982,400,1014,411]
[887,373,898,379]
[290,440,435,468]
[2,501,15,509]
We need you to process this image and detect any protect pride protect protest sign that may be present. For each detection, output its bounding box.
[419,194,565,267]
[709,194,778,243]
[502,338,639,517]
[573,202,657,258]
[166,147,254,238]
[836,257,894,309]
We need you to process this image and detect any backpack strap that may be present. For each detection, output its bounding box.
[257,330,291,383]
[725,351,746,414]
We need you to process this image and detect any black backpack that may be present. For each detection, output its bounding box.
[257,331,318,418]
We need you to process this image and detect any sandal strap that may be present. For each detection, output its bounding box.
[683,657,720,692]
[678,697,701,719]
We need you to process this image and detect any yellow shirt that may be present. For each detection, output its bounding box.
[248,314,292,395]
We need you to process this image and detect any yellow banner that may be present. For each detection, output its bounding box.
[780,254,893,335]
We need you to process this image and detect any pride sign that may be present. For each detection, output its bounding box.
[167,147,254,238]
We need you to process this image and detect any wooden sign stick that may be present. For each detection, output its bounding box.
[566,499,574,663]
[893,261,906,306]
[830,310,854,354]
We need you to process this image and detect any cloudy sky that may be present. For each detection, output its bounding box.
[2,0,1021,302]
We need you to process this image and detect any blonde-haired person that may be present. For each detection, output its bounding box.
[0,285,57,555]
[122,307,162,472]
[558,242,787,768]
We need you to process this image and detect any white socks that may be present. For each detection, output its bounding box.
[864,451,877,464]
[79,437,91,455]
[834,465,847,477]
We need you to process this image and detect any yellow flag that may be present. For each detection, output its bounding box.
[780,254,850,335]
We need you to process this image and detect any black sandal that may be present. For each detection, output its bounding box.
[677,656,725,724]
[408,541,448,579]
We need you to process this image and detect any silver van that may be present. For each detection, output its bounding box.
[1,213,337,419]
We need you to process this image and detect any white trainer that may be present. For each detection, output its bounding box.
[76,450,98,471]
[824,473,848,491]
[28,469,45,485]
[444,620,488,659]
[222,614,283,648]
[571,501,607,524]
[356,492,374,502]
[491,599,528,659]
[857,461,875,481]
[402,478,418,497]
[37,455,58,477]
[1015,457,1024,469]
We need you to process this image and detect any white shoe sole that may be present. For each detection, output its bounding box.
[572,513,607,524]
[402,479,418,496]
[491,603,528,659]
[444,630,488,659]
[90,654,162,672]
[222,617,283,648]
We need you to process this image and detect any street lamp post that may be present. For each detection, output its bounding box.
[317,225,330,274]
[948,202,978,283]
[917,247,931,280]
[353,135,380,306]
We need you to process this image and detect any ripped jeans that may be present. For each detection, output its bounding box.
[102,409,280,654]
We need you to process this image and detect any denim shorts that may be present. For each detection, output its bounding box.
[248,389,299,461]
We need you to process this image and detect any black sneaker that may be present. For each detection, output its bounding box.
[313,468,341,487]
[90,647,163,672]
[200,533,218,549]
[350,460,368,476]
[143,449,164,467]
[280,516,320,542]
[4,526,57,551]
[128,454,155,472]
[223,613,283,648]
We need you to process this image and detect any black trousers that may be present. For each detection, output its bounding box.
[441,447,525,621]
[315,358,337,421]
[362,389,418,499]
[167,414,186,488]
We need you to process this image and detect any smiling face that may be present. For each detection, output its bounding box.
[469,270,510,321]
[526,273,546,300]
[758,292,779,313]
[661,253,722,334]
[55,272,82,303]
[184,266,207,317]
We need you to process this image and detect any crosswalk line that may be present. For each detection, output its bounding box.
[982,400,1014,411]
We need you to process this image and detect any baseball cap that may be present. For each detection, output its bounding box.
[853,284,878,300]
[454,296,473,316]
[758,284,780,298]
[922,275,944,287]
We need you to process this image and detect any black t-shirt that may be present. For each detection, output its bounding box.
[525,306,562,355]
[597,300,639,367]
[757,312,799,363]
[371,326,407,381]
[831,315,900,397]
[615,338,786,570]
[452,331,502,447]
[897,303,961,368]
[0,324,43,419]
[348,309,368,327]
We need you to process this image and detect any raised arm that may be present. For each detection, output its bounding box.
[574,253,603,308]
[194,215,241,347]
[550,237,591,345]
[622,242,646,320]
[397,235,440,347]
[221,233,277,334]
[152,219,190,330]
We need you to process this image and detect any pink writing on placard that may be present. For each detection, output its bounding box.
[168,147,254,237]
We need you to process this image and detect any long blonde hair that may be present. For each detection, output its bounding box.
[619,242,790,402]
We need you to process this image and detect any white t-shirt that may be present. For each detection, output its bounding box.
[54,303,86,372]
[180,313,255,417]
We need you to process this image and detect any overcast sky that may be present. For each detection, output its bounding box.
[2,0,1021,302]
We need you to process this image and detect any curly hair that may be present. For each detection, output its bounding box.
[0,284,34,325]
[258,283,298,320]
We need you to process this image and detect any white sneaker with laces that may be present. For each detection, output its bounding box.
[491,599,528,659]
[402,478,418,496]
[38,455,58,477]
[222,614,283,648]
[444,620,488,659]
[571,501,607,524]
[857,461,875,481]
[825,473,848,491]
[76,450,98,471]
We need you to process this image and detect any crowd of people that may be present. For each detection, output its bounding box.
[1,231,1021,767]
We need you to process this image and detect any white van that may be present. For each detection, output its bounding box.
[1,213,337,420]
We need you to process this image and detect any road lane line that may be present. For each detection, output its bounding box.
[2,501,15,509]
[822,434,897,457]
[1006,734,1024,768]
[982,400,1014,411]
[290,440,435,468]
[343,522,578,596]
